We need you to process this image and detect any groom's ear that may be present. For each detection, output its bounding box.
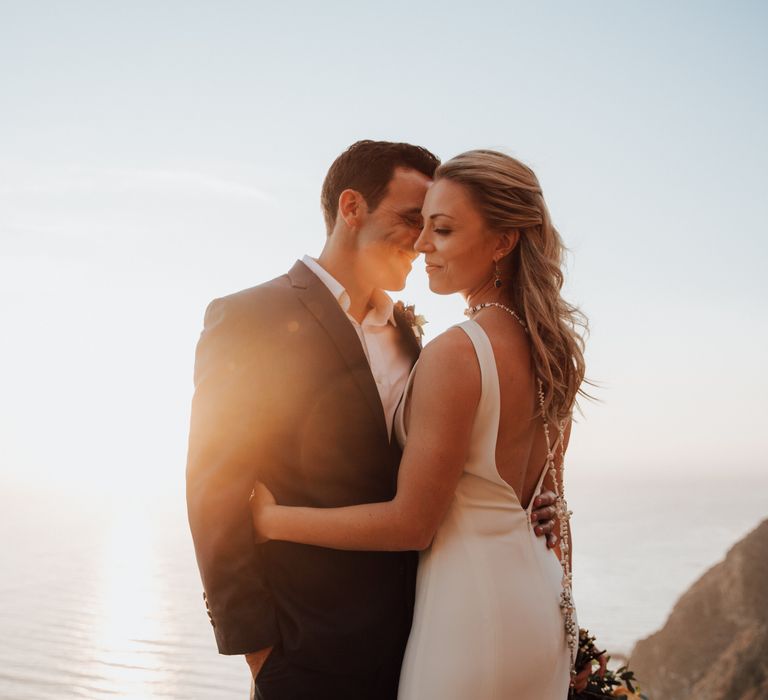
[337,189,367,231]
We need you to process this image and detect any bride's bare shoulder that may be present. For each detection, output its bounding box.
[409,326,481,415]
[416,327,478,384]
[422,326,473,356]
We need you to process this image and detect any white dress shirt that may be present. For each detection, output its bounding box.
[302,255,412,437]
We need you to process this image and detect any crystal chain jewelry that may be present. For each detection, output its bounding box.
[538,380,577,668]
[466,301,577,669]
[464,302,528,332]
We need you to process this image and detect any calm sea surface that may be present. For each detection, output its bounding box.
[1,476,765,700]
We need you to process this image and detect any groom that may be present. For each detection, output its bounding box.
[186,140,559,700]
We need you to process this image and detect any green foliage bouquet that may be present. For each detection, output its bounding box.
[568,629,649,699]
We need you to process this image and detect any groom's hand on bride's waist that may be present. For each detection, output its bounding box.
[245,646,273,679]
[530,490,558,548]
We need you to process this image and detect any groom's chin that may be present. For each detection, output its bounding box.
[381,272,409,292]
[388,279,408,292]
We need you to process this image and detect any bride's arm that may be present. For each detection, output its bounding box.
[253,329,479,551]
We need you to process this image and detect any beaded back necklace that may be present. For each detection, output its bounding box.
[464,301,577,668]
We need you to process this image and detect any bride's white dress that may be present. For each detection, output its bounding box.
[395,320,574,700]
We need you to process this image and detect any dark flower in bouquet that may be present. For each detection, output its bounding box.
[568,628,649,699]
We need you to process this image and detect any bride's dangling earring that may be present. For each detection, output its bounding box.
[494,260,502,288]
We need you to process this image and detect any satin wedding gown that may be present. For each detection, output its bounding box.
[394,320,574,700]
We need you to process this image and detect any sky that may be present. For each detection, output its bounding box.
[1,0,767,504]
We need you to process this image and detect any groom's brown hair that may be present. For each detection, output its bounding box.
[321,140,440,234]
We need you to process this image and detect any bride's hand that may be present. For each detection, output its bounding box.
[249,482,277,544]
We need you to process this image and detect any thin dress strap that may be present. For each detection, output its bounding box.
[455,319,513,491]
[454,320,499,408]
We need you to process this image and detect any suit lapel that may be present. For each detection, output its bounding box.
[288,260,389,439]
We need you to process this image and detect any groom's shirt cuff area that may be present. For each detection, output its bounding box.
[203,591,279,655]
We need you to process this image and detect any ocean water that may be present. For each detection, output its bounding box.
[1,476,765,700]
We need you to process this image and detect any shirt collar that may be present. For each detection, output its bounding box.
[302,255,396,327]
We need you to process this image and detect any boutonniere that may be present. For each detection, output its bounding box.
[394,301,428,343]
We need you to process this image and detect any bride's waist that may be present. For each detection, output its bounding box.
[437,502,530,539]
[452,475,525,510]
[425,513,561,569]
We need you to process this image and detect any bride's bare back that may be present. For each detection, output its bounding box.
[475,310,571,508]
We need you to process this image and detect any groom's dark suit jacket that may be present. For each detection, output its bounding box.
[186,260,420,675]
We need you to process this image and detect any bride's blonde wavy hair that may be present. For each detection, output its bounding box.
[435,150,589,425]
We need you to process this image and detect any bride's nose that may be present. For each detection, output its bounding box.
[414,229,434,253]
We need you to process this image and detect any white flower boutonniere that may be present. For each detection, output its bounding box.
[395,301,428,342]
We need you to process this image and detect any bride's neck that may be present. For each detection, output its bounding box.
[465,280,506,309]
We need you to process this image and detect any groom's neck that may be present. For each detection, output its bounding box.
[317,248,375,324]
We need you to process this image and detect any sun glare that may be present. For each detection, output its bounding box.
[87,502,173,699]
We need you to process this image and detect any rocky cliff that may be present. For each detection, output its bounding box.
[630,518,768,700]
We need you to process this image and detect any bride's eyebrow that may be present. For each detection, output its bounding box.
[429,213,455,219]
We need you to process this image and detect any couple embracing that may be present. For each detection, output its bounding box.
[186,140,587,699]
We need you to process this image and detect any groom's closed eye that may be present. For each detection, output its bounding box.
[399,212,424,229]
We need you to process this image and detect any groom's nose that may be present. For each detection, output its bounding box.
[406,226,423,250]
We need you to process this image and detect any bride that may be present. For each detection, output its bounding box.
[250,149,588,699]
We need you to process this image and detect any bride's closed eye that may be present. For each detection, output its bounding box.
[434,227,452,235]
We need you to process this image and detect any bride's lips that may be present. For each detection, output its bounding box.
[425,262,441,274]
